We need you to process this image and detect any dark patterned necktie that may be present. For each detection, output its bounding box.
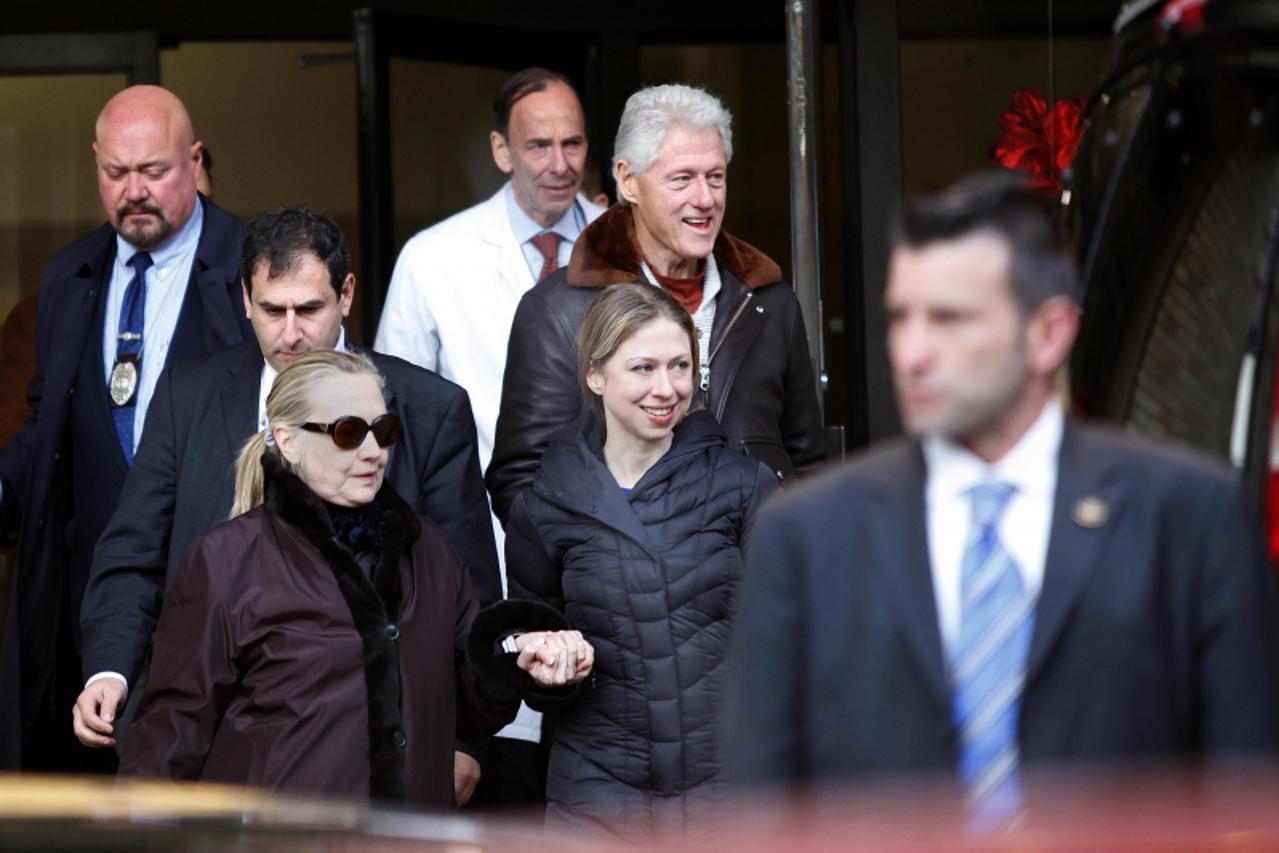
[111,251,152,465]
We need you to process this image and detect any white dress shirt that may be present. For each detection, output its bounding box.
[923,402,1063,664]
[102,200,204,453]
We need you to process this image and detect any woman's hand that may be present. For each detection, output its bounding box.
[514,630,594,687]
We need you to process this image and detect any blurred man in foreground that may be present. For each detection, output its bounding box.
[727,170,1279,829]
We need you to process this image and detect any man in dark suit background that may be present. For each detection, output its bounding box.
[0,85,252,772]
[73,206,500,805]
[726,171,1279,827]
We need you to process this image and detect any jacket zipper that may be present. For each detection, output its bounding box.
[702,292,754,395]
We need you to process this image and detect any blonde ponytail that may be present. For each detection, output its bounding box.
[230,430,272,518]
[227,349,385,519]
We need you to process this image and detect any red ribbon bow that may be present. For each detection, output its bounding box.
[990,89,1084,198]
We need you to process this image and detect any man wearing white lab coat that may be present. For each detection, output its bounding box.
[375,67,605,810]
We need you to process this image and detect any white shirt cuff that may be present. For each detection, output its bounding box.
[85,671,129,699]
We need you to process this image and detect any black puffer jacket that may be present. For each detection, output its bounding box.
[505,410,777,841]
[487,204,825,526]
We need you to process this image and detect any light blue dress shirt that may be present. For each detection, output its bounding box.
[503,182,587,279]
[102,198,204,454]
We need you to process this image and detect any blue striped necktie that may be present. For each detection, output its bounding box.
[951,481,1035,830]
[111,251,152,465]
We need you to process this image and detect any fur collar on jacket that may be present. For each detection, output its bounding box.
[566,204,783,289]
[262,450,421,556]
[261,452,419,803]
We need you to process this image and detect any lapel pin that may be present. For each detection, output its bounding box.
[1072,496,1109,528]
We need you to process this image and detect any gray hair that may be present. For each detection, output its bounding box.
[612,84,733,203]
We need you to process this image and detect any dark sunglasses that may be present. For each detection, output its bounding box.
[299,413,402,450]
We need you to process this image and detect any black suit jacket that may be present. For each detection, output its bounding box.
[81,340,500,692]
[726,421,1279,789]
[0,196,251,768]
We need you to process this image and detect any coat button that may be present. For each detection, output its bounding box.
[68,386,76,396]
[386,623,400,640]
[755,305,765,313]
[391,729,407,749]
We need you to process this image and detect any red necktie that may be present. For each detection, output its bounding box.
[530,232,562,282]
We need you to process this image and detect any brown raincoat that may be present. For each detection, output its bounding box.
[121,453,519,809]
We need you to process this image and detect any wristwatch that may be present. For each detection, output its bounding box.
[501,633,523,654]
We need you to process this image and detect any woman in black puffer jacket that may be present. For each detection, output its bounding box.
[505,283,778,842]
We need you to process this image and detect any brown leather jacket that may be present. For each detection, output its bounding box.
[487,204,826,525]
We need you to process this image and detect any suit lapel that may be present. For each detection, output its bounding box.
[375,354,404,484]
[1026,422,1125,684]
[218,343,265,458]
[191,265,241,349]
[189,197,248,351]
[478,188,536,300]
[57,228,125,471]
[868,445,950,710]
[45,227,115,403]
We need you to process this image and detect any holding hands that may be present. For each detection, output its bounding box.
[513,630,594,686]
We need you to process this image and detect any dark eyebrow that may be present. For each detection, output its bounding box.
[257,298,327,312]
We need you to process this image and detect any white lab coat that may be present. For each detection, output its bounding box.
[375,184,606,743]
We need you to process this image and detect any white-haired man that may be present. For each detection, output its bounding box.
[486,83,826,524]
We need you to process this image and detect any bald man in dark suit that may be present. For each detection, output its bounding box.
[0,86,252,772]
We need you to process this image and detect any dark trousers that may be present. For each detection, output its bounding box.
[23,593,117,775]
[465,735,550,818]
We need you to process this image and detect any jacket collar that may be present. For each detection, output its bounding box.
[478,185,519,249]
[261,450,421,552]
[565,204,782,289]
[535,409,727,509]
[861,440,949,711]
[1026,419,1128,686]
[531,410,726,560]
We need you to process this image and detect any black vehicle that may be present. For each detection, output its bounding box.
[1069,0,1279,558]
